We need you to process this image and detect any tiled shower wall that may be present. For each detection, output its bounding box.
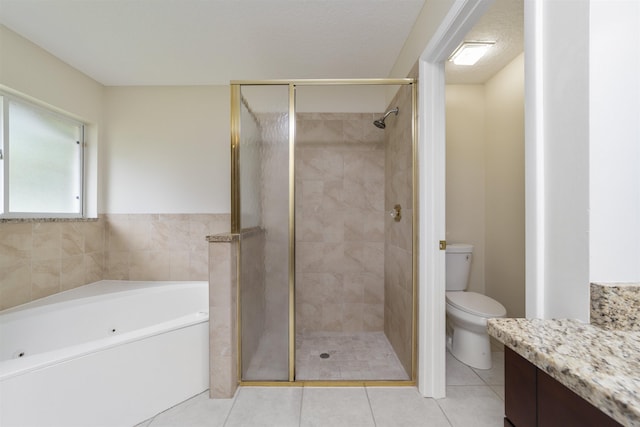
[383,84,414,375]
[295,113,386,333]
[0,213,230,310]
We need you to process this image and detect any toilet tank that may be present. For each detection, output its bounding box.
[445,244,473,291]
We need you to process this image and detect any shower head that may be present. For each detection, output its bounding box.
[373,107,399,129]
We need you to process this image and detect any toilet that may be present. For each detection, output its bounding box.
[445,243,506,370]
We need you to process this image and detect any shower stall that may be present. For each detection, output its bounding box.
[231,79,416,385]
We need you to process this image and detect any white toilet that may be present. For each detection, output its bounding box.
[446,243,506,370]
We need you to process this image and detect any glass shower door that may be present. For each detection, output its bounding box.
[235,84,291,381]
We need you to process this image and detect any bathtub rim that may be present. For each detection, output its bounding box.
[0,280,207,318]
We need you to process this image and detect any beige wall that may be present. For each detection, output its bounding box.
[103,86,230,214]
[0,25,106,309]
[389,0,457,78]
[0,25,103,123]
[445,53,525,316]
[0,25,103,216]
[3,28,233,215]
[295,113,385,334]
[485,53,525,317]
[383,85,414,375]
[445,85,486,294]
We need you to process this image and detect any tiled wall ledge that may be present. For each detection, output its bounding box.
[591,282,640,331]
[206,233,240,243]
[206,226,262,242]
[0,217,99,223]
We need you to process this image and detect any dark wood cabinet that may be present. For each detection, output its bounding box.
[504,347,622,427]
[505,347,537,427]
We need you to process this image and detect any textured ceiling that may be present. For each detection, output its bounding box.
[445,0,524,84]
[0,0,426,86]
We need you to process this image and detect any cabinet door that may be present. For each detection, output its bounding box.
[505,347,537,427]
[537,370,622,427]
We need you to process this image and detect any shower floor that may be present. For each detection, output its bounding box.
[243,331,409,381]
[295,331,409,381]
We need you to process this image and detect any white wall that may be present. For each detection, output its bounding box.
[103,86,230,214]
[527,0,640,321]
[445,85,486,294]
[485,53,525,317]
[0,25,103,216]
[589,0,640,282]
[526,0,590,321]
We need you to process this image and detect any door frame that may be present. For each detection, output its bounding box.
[417,0,493,398]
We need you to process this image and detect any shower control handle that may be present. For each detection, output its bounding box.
[389,204,402,222]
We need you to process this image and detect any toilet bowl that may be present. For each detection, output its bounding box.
[445,244,506,370]
[446,290,506,369]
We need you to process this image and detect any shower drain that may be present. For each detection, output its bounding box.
[319,353,330,359]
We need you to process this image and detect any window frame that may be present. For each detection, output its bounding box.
[0,92,86,219]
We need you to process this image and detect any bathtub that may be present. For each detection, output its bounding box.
[0,280,209,427]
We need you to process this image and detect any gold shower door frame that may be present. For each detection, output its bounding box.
[230,79,418,386]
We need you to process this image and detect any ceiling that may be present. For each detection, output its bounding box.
[0,0,425,86]
[0,0,523,87]
[446,0,524,84]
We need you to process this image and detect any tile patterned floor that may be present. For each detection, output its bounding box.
[136,351,505,427]
[244,331,409,381]
[295,331,410,380]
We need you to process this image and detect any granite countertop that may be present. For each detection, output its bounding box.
[488,318,640,426]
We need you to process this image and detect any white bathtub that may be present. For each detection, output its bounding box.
[0,280,209,427]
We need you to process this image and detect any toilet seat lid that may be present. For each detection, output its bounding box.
[446,291,507,317]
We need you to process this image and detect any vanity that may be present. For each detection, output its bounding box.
[488,283,640,427]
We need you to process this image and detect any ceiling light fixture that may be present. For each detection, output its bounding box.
[449,41,496,66]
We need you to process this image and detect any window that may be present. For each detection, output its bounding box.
[0,93,84,218]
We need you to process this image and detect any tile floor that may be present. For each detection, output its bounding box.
[245,331,409,381]
[295,331,409,380]
[136,351,505,427]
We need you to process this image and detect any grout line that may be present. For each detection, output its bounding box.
[141,390,209,426]
[298,386,305,427]
[364,386,378,427]
[470,368,486,384]
[434,397,455,427]
[221,387,241,427]
[487,384,505,402]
